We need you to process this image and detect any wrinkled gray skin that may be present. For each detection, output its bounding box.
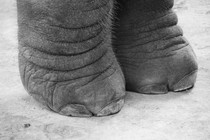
[17,0,198,117]
[114,0,198,94]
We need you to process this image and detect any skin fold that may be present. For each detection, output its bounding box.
[17,0,198,117]
[113,0,198,94]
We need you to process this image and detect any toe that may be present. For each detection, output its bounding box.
[170,70,197,92]
[59,104,93,117]
[96,99,124,117]
[138,84,168,94]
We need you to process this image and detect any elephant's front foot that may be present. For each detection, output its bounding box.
[116,45,198,94]
[17,0,125,117]
[115,28,198,94]
[114,1,198,94]
[19,47,125,117]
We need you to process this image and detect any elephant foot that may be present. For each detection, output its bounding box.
[114,1,198,94]
[18,0,125,117]
[115,41,198,94]
[19,49,125,117]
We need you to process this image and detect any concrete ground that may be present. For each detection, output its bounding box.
[0,0,210,140]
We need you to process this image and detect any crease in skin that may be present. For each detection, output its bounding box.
[115,10,176,32]
[114,14,179,46]
[116,44,185,62]
[132,34,187,53]
[20,39,105,57]
[80,62,115,87]
[114,17,184,54]
[117,61,140,69]
[45,28,103,44]
[45,9,112,31]
[44,0,111,12]
[115,33,184,53]
[50,82,56,109]
[19,27,107,55]
[19,48,109,72]
[116,34,169,51]
[159,37,187,50]
[48,22,102,30]
[62,1,113,28]
[163,27,183,40]
[19,48,115,83]
[29,61,114,83]
[117,52,176,65]
[20,21,104,44]
[115,24,182,45]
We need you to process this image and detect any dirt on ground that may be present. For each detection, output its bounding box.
[0,0,210,140]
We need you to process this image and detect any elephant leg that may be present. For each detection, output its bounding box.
[114,0,198,94]
[17,0,125,117]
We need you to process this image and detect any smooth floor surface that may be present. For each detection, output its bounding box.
[0,0,210,140]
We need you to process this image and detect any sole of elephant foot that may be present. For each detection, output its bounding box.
[59,99,124,117]
[136,71,197,94]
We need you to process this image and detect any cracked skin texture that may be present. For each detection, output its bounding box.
[17,0,197,117]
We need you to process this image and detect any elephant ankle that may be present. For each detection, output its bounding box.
[115,0,177,34]
[117,0,174,12]
[114,9,186,53]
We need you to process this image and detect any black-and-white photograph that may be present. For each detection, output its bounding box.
[0,0,210,139]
